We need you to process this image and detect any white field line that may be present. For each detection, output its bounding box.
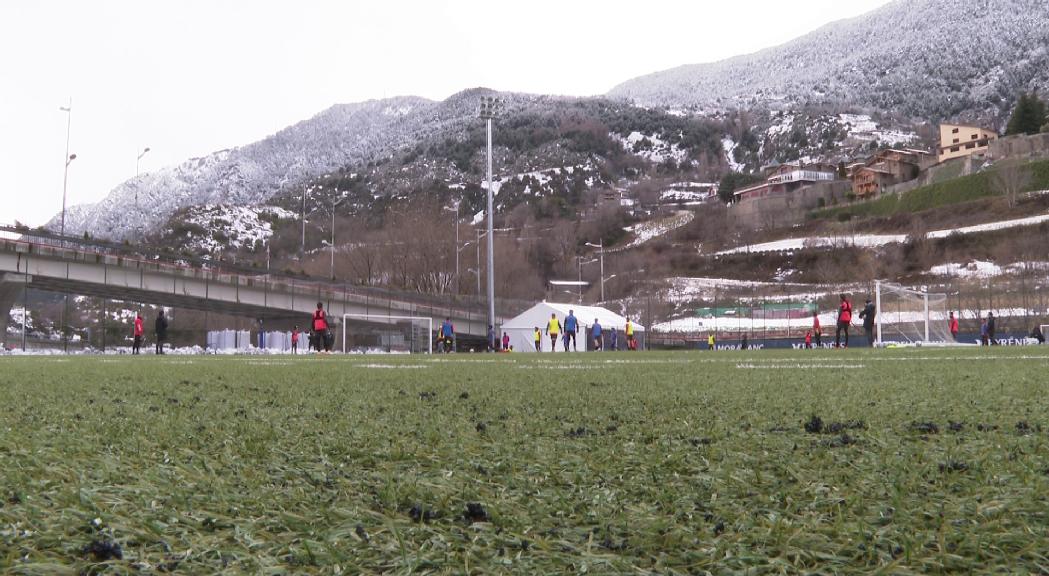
[737,363,865,369]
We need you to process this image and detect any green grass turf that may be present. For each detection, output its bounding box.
[2,348,1049,574]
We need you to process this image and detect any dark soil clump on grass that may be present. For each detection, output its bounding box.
[804,415,823,434]
[464,502,489,523]
[939,460,970,473]
[83,539,123,561]
[948,420,965,432]
[566,426,592,438]
[910,421,939,434]
[408,505,439,523]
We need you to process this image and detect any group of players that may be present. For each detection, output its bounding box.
[533,310,637,352]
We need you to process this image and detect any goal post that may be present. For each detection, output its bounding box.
[342,314,434,354]
[875,281,951,346]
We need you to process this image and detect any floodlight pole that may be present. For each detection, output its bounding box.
[479,96,498,339]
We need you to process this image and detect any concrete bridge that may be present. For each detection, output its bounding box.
[0,233,513,349]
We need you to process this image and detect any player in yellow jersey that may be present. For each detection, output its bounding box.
[546,313,561,353]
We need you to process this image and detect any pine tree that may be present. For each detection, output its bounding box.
[1006,92,1048,136]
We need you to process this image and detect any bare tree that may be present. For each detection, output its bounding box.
[993,158,1031,208]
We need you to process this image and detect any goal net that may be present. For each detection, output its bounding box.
[875,281,952,345]
[342,314,434,354]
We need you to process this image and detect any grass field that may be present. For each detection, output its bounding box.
[2,349,1049,574]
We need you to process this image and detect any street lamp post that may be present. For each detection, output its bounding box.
[58,99,74,239]
[586,240,606,302]
[479,96,499,337]
[58,100,75,354]
[330,193,344,280]
[135,147,151,205]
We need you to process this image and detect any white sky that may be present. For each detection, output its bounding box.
[0,0,891,227]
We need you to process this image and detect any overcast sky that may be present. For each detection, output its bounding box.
[0,0,892,227]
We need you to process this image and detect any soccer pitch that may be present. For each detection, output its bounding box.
[2,349,1048,574]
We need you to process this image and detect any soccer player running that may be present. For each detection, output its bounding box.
[812,310,822,348]
[546,313,561,353]
[564,309,579,351]
[948,312,959,341]
[533,327,542,351]
[625,318,636,351]
[858,298,876,347]
[834,294,852,349]
[591,318,603,351]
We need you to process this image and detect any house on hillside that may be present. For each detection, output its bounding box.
[733,162,837,202]
[938,123,997,163]
[850,148,935,198]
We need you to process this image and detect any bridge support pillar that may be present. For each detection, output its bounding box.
[0,275,25,350]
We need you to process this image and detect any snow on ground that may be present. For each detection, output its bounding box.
[929,261,1003,278]
[181,204,296,253]
[478,164,596,198]
[621,211,694,249]
[663,276,833,304]
[928,260,1049,278]
[722,138,745,172]
[613,132,689,164]
[838,113,917,146]
[717,212,1049,255]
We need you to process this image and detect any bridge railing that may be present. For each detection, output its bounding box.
[1,232,532,323]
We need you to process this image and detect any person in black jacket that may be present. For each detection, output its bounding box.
[154,309,169,354]
[858,298,876,347]
[987,311,997,345]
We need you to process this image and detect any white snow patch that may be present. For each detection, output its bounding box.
[717,213,1049,255]
[621,211,694,248]
[722,138,745,172]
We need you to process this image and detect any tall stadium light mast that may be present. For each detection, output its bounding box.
[479,95,500,339]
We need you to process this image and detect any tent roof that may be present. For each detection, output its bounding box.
[502,301,645,331]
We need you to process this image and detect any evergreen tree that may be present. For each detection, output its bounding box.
[1006,92,1047,136]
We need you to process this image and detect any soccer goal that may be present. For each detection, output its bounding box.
[875,281,952,346]
[341,314,433,354]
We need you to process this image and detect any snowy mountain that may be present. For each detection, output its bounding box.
[48,95,458,240]
[53,91,736,241]
[608,0,1049,123]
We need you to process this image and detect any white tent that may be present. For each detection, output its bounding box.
[501,301,645,353]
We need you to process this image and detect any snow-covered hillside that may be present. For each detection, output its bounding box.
[609,0,1049,123]
[49,96,440,240]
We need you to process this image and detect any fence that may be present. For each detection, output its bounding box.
[645,273,1049,349]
